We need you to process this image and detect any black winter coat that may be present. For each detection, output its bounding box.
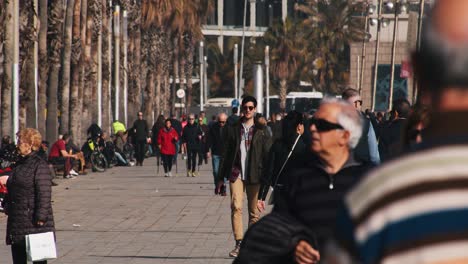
[182,123,203,151]
[132,119,149,141]
[3,152,55,245]
[207,122,227,156]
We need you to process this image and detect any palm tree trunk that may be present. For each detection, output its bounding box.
[101,0,110,132]
[171,37,179,115]
[37,0,48,136]
[45,0,65,143]
[128,3,141,119]
[144,72,155,120]
[279,78,287,112]
[22,2,36,129]
[1,0,14,136]
[79,0,88,143]
[69,0,82,141]
[59,0,75,134]
[185,35,194,111]
[155,72,161,116]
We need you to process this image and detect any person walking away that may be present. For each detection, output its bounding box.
[182,114,203,177]
[218,96,272,257]
[257,111,306,213]
[2,128,55,264]
[342,88,380,165]
[157,119,179,177]
[131,112,149,166]
[207,113,228,195]
[197,116,209,166]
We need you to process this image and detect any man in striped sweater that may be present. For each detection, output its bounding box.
[338,1,468,263]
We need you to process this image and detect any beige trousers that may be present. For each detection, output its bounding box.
[230,178,260,241]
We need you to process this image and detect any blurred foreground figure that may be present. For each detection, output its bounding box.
[338,1,468,263]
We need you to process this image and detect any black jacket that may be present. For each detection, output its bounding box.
[379,118,407,162]
[3,152,55,245]
[218,117,272,184]
[207,122,227,156]
[132,119,149,141]
[170,118,183,138]
[284,153,370,247]
[258,135,307,203]
[182,123,203,151]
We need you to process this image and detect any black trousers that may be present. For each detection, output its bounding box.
[161,154,174,173]
[11,239,47,264]
[187,149,198,171]
[135,140,146,164]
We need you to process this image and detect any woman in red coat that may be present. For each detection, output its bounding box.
[157,119,179,177]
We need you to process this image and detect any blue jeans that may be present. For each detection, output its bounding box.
[212,155,221,187]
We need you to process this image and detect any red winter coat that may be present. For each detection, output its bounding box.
[157,127,179,155]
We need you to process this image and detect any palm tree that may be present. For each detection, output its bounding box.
[264,19,304,111]
[60,0,76,134]
[69,0,82,140]
[45,0,65,143]
[101,0,111,132]
[296,0,368,94]
[37,0,48,136]
[1,0,14,136]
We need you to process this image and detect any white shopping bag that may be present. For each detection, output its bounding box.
[25,232,57,262]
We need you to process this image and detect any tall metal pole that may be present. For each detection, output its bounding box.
[389,5,399,111]
[359,15,369,94]
[265,46,270,119]
[413,0,425,103]
[199,41,204,111]
[234,44,238,100]
[123,10,128,127]
[204,56,208,103]
[371,0,383,112]
[239,0,248,103]
[13,0,19,139]
[34,0,39,129]
[113,5,120,121]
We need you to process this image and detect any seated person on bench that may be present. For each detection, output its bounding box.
[48,134,79,179]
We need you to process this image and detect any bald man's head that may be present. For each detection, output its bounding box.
[414,0,468,94]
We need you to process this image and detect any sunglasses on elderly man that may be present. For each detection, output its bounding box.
[309,117,344,132]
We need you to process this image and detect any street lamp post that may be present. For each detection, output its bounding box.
[413,0,425,103]
[388,0,407,111]
[234,44,238,100]
[265,46,270,119]
[199,41,204,111]
[371,0,383,112]
[359,4,375,94]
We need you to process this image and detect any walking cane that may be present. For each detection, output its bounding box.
[268,134,302,205]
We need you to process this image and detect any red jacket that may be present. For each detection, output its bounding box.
[157,127,179,155]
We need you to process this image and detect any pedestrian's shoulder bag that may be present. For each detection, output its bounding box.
[26,231,57,262]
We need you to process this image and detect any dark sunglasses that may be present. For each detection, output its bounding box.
[354,100,363,106]
[242,105,255,111]
[219,121,226,124]
[309,118,344,132]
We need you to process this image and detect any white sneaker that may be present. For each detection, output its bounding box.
[64,174,76,179]
[69,169,79,176]
[164,172,169,177]
[168,171,172,177]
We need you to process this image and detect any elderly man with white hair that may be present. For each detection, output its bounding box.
[234,98,371,264]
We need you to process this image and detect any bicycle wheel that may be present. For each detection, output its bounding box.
[91,152,107,172]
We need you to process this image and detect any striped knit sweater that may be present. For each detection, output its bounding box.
[340,145,468,264]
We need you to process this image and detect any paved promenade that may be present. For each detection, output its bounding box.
[0,157,270,263]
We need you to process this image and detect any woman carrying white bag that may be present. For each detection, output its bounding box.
[1,128,56,264]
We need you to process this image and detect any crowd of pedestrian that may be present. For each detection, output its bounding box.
[3,1,468,263]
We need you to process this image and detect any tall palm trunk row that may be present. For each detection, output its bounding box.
[0,0,213,143]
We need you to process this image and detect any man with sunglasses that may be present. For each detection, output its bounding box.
[207,113,228,195]
[342,88,380,165]
[282,98,370,264]
[218,96,272,257]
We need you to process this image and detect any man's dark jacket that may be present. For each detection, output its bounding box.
[132,119,149,141]
[218,117,272,184]
[207,122,226,156]
[182,123,203,151]
[3,152,55,245]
